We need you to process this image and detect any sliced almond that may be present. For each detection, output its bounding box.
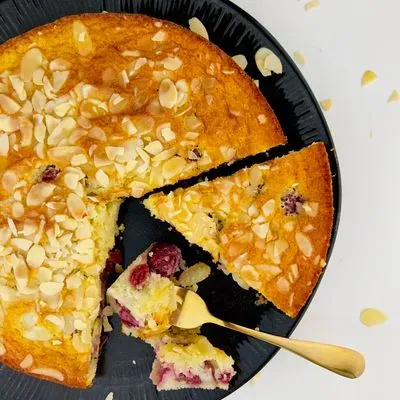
[19,354,33,369]
[10,238,32,252]
[0,115,19,132]
[152,31,166,42]
[159,79,178,109]
[255,48,283,76]
[72,20,93,57]
[162,56,183,71]
[188,18,209,40]
[295,232,313,257]
[320,98,333,111]
[303,202,319,217]
[26,183,56,207]
[1,169,17,192]
[95,169,110,187]
[0,94,21,114]
[31,368,64,381]
[232,54,248,70]
[21,48,43,81]
[276,277,290,294]
[63,172,80,190]
[0,133,9,157]
[304,0,320,11]
[49,58,71,71]
[39,282,64,296]
[388,90,400,103]
[52,70,70,92]
[361,70,377,87]
[262,199,275,217]
[67,193,87,220]
[293,51,306,66]
[23,326,52,342]
[162,156,186,180]
[252,223,269,239]
[144,140,163,155]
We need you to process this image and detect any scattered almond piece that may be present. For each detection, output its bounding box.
[255,48,283,76]
[360,308,387,327]
[388,90,400,103]
[188,17,209,40]
[361,70,377,87]
[293,51,306,66]
[232,54,248,70]
[320,98,333,111]
[304,0,320,11]
[105,393,114,400]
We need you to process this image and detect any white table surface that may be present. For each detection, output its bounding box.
[228,0,399,399]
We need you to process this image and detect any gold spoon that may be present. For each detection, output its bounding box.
[172,288,365,379]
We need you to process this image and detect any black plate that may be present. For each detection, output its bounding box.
[0,0,341,399]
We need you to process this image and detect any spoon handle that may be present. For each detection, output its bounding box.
[212,318,365,379]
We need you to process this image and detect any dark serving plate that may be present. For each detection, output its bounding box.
[0,0,341,399]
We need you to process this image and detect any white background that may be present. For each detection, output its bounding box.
[228,1,399,399]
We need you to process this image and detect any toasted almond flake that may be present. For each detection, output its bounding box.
[160,126,176,142]
[0,133,9,156]
[45,315,65,329]
[121,50,141,57]
[276,277,290,294]
[32,67,45,85]
[105,393,114,400]
[31,368,64,381]
[21,313,38,329]
[388,90,400,103]
[0,342,5,356]
[26,183,56,207]
[21,48,43,81]
[95,170,110,187]
[360,308,388,327]
[220,146,236,162]
[67,193,87,220]
[283,221,295,232]
[255,48,283,76]
[240,265,261,289]
[0,94,21,114]
[121,116,137,136]
[162,56,183,71]
[295,232,313,257]
[103,316,113,332]
[40,282,64,296]
[49,58,71,71]
[320,98,333,111]
[152,31,166,41]
[303,202,319,217]
[0,115,19,132]
[159,79,178,109]
[24,326,52,342]
[361,70,377,87]
[293,51,306,66]
[261,199,275,217]
[19,354,33,369]
[2,169,17,192]
[257,114,267,124]
[252,223,269,239]
[71,154,87,166]
[105,146,124,161]
[304,0,320,11]
[9,75,27,101]
[144,140,163,155]
[188,17,209,40]
[162,156,186,180]
[179,262,211,287]
[232,54,248,70]
[63,172,80,190]
[52,70,70,92]
[73,21,93,56]
[10,238,32,252]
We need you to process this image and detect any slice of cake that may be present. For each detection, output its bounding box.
[107,243,182,339]
[149,332,235,391]
[144,143,334,317]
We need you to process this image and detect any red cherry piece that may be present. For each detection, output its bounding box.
[129,263,150,289]
[118,305,139,328]
[147,243,182,277]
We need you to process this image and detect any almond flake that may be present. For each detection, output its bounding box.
[152,31,166,41]
[162,156,186,180]
[39,282,64,296]
[73,21,93,56]
[320,98,333,111]
[255,48,283,76]
[293,51,306,66]
[95,170,109,187]
[0,94,21,114]
[105,146,124,161]
[103,316,113,332]
[0,115,19,132]
[188,18,209,40]
[276,277,290,294]
[63,172,80,190]
[121,50,141,57]
[252,223,269,239]
[10,238,32,252]
[159,79,178,109]
[262,199,275,217]
[24,326,52,341]
[232,54,248,70]
[49,58,71,71]
[257,114,267,124]
[0,133,9,156]
[361,70,377,87]
[162,56,183,71]
[21,48,43,81]
[304,0,320,11]
[19,354,33,369]
[52,70,70,92]
[31,368,64,381]
[295,232,313,257]
[67,193,87,220]
[26,183,56,207]
[144,140,163,155]
[71,154,87,166]
[0,343,5,356]
[303,202,319,217]
[388,90,399,103]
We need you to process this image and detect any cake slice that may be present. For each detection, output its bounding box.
[144,143,334,317]
[107,243,181,339]
[148,332,235,391]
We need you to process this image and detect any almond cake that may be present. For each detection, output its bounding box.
[144,143,334,318]
[0,12,286,388]
[107,243,235,390]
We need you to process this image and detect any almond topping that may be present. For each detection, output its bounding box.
[388,90,400,103]
[276,277,290,294]
[19,354,33,369]
[67,193,87,220]
[262,199,275,217]
[0,115,19,132]
[255,48,283,76]
[0,343,5,356]
[188,18,209,40]
[39,282,64,296]
[162,56,183,71]
[24,326,52,342]
[0,94,21,114]
[21,48,43,81]
[295,232,313,257]
[152,31,166,41]
[26,183,56,207]
[1,169,17,192]
[73,21,93,56]
[95,170,110,187]
[361,70,377,87]
[232,54,248,70]
[252,223,269,239]
[304,0,320,11]
[162,156,186,180]
[31,368,64,381]
[320,99,333,111]
[159,79,178,109]
[293,51,306,66]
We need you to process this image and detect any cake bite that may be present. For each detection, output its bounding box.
[149,332,235,391]
[107,243,182,339]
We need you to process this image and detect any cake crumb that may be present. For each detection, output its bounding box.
[320,98,333,111]
[118,224,125,233]
[105,392,114,400]
[360,308,388,327]
[361,70,377,87]
[293,51,306,66]
[115,264,124,274]
[388,90,400,103]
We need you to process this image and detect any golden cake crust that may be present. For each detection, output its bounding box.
[144,143,334,317]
